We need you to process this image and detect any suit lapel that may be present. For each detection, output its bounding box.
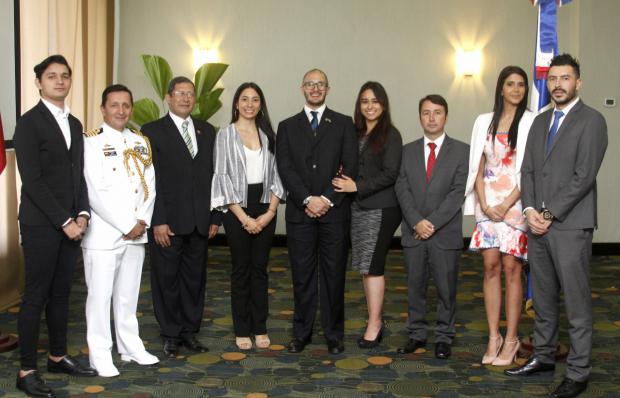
[314,108,334,146]
[68,116,81,160]
[37,101,70,156]
[295,110,315,142]
[411,139,427,188]
[192,117,208,160]
[545,100,582,160]
[164,114,193,160]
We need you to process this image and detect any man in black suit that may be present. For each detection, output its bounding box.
[13,55,97,398]
[142,76,219,358]
[276,69,358,354]
[394,95,469,360]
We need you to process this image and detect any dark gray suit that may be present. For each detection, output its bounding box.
[521,99,607,382]
[395,135,469,343]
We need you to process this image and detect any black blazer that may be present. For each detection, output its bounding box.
[142,114,218,236]
[13,101,89,228]
[355,126,403,209]
[276,107,358,223]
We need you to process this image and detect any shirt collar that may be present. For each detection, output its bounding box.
[102,122,130,135]
[41,97,70,118]
[424,132,446,148]
[169,111,192,126]
[554,96,580,116]
[304,104,326,121]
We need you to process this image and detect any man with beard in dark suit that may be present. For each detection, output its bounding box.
[276,69,358,354]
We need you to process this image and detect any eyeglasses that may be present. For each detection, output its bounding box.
[172,91,196,98]
[302,81,328,90]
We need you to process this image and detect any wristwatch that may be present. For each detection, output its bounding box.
[541,208,554,221]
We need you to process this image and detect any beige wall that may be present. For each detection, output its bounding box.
[117,0,619,242]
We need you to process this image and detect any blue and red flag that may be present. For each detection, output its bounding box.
[0,112,6,176]
[525,0,572,316]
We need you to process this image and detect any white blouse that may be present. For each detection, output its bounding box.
[243,146,264,184]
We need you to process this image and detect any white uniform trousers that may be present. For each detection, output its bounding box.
[83,244,146,366]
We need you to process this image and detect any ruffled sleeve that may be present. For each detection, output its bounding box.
[211,125,243,211]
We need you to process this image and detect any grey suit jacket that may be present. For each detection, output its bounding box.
[395,135,469,249]
[521,100,607,230]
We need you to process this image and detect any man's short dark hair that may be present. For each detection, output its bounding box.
[549,53,580,78]
[101,84,134,107]
[167,76,195,95]
[34,54,72,80]
[418,94,448,115]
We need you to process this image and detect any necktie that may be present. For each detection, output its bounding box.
[426,142,437,182]
[546,110,564,155]
[310,111,319,133]
[181,120,195,158]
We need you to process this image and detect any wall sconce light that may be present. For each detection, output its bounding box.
[193,48,220,70]
[456,49,481,76]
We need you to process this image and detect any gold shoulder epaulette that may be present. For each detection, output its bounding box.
[129,127,144,137]
[83,127,102,137]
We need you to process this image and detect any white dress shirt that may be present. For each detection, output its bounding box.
[549,96,580,130]
[304,104,327,124]
[423,132,446,171]
[169,112,198,156]
[41,98,71,149]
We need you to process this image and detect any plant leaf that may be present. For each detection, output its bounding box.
[130,98,161,127]
[141,55,173,100]
[194,63,228,98]
[197,88,224,121]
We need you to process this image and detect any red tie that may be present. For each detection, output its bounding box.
[426,142,436,182]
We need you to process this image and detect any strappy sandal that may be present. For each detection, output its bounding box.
[255,334,271,349]
[235,337,252,350]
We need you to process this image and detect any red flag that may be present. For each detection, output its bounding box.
[0,112,6,175]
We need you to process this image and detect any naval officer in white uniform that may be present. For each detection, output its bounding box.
[82,84,158,377]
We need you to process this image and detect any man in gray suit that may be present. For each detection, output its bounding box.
[506,54,607,398]
[395,95,469,359]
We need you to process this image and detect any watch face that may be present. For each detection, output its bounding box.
[542,209,553,220]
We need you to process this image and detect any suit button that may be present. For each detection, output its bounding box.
[135,189,138,194]
[134,207,137,211]
[312,164,316,169]
[112,167,116,171]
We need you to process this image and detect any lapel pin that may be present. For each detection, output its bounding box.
[196,129,202,135]
[325,118,332,123]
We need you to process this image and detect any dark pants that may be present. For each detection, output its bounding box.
[149,228,207,340]
[286,220,349,342]
[18,224,80,370]
[223,184,276,337]
[404,242,460,344]
[529,228,593,382]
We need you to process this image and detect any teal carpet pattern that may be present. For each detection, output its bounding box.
[1,247,619,397]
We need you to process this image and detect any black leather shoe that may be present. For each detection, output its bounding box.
[504,356,555,376]
[47,355,97,377]
[435,342,451,359]
[357,328,383,349]
[181,335,209,353]
[397,339,426,354]
[163,339,179,358]
[548,378,588,398]
[327,339,344,354]
[16,371,55,397]
[287,338,309,353]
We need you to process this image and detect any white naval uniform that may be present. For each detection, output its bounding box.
[81,123,156,372]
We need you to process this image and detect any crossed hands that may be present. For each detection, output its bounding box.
[525,210,552,235]
[484,202,509,222]
[123,220,146,240]
[305,196,331,218]
[243,211,275,235]
[62,215,89,241]
[414,219,435,240]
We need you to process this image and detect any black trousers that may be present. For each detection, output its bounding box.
[286,220,349,342]
[223,184,276,337]
[149,228,207,340]
[18,224,80,370]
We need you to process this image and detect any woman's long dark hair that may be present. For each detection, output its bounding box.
[231,82,276,153]
[354,81,393,153]
[488,66,529,149]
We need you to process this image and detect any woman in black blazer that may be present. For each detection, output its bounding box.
[332,81,402,348]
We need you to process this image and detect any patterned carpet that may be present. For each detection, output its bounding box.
[0,246,619,397]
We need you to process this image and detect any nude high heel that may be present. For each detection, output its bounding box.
[492,338,520,366]
[481,335,503,365]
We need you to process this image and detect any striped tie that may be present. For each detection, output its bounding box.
[181,120,195,158]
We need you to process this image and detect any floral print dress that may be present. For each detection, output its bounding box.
[469,132,528,260]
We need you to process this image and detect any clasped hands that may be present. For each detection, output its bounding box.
[525,209,552,235]
[62,215,89,241]
[242,211,274,234]
[123,220,147,241]
[483,202,510,222]
[414,219,435,240]
[304,196,331,218]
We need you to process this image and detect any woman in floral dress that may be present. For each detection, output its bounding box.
[464,66,535,366]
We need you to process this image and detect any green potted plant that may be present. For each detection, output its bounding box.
[130,54,228,128]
